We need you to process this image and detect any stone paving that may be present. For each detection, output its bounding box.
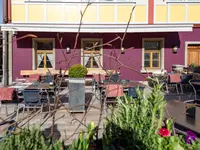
[0,86,106,145]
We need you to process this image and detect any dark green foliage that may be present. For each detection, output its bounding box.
[68,64,88,78]
[0,127,65,150]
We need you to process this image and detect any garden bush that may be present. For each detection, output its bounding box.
[0,127,65,150]
[68,64,88,78]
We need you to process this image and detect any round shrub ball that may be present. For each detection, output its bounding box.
[69,64,88,78]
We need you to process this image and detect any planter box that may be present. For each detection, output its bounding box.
[68,78,85,112]
[184,100,200,119]
[186,107,196,118]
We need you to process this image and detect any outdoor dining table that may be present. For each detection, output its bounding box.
[166,100,200,136]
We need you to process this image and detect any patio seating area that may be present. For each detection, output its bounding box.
[1,68,200,145]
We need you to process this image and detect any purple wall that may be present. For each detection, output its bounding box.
[12,29,200,81]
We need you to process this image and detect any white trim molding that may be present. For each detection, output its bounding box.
[0,23,194,33]
[32,38,56,70]
[24,0,137,4]
[184,41,200,67]
[141,38,165,74]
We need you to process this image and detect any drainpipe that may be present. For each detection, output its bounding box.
[2,31,8,86]
[8,32,12,85]
[2,0,10,86]
[7,0,11,23]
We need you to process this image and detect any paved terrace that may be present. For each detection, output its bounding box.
[0,85,195,145]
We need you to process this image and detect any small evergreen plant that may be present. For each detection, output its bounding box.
[68,64,88,78]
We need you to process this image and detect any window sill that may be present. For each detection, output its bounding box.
[140,69,167,74]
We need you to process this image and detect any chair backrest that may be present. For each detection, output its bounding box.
[105,84,123,97]
[128,86,145,98]
[44,74,53,83]
[93,74,106,83]
[23,90,41,104]
[181,74,193,84]
[110,74,119,82]
[29,74,41,82]
[168,74,181,83]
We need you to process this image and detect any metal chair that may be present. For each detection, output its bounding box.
[44,73,54,84]
[102,84,123,113]
[127,86,145,99]
[16,89,50,124]
[92,74,105,93]
[110,74,120,83]
[189,79,200,100]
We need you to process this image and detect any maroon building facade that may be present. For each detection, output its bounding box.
[10,28,200,81]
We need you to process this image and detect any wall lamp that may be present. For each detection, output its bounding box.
[172,45,178,53]
[121,47,125,54]
[66,45,71,53]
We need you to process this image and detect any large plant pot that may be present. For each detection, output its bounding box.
[69,78,85,112]
[184,100,199,119]
[186,107,196,118]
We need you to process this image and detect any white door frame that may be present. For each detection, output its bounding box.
[185,41,200,66]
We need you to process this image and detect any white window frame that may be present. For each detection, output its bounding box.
[166,0,200,3]
[81,38,103,69]
[141,38,165,73]
[32,38,55,70]
[25,0,136,3]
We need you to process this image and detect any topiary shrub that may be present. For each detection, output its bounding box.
[69,64,88,78]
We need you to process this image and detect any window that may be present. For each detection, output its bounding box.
[33,39,55,69]
[143,41,161,69]
[81,39,103,69]
[167,0,200,3]
[26,0,135,2]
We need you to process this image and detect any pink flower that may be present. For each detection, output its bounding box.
[158,128,171,137]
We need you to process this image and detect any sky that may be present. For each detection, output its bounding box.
[0,0,2,23]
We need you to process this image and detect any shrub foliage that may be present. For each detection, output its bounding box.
[68,64,88,78]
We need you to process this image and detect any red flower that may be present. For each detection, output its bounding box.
[158,128,171,137]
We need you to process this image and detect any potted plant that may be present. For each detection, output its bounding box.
[188,63,198,73]
[186,104,196,118]
[68,64,88,112]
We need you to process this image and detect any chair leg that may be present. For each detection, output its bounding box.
[40,105,43,125]
[5,104,8,116]
[15,105,20,122]
[165,83,169,93]
[48,100,51,112]
[180,83,183,94]
[175,84,179,94]
[22,107,25,124]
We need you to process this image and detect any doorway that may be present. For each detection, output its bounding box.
[187,44,200,66]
